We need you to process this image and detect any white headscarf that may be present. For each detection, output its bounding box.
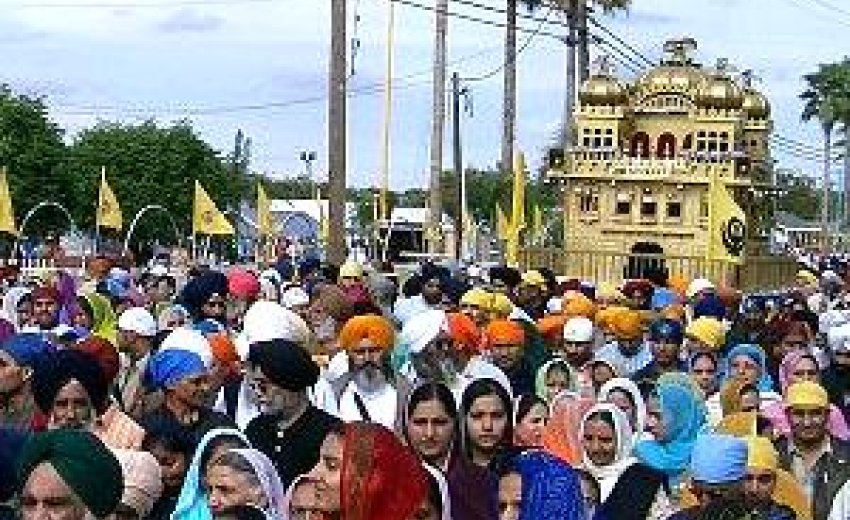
[598,377,647,436]
[579,403,637,501]
[2,286,30,329]
[398,309,447,354]
[227,448,286,520]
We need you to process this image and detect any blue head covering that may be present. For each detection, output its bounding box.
[172,428,251,520]
[648,319,684,345]
[692,293,726,320]
[634,374,708,481]
[0,333,53,370]
[506,450,586,520]
[650,287,679,311]
[193,318,224,336]
[144,349,207,391]
[689,434,748,484]
[723,343,775,392]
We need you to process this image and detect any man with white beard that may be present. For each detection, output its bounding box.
[336,315,398,429]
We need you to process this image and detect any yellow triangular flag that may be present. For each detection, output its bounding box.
[707,176,747,264]
[496,204,509,241]
[193,180,235,236]
[97,167,123,230]
[257,183,273,238]
[0,167,17,236]
[511,151,527,231]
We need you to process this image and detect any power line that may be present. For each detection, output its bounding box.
[782,0,850,29]
[463,6,553,82]
[586,16,655,67]
[0,0,277,8]
[806,0,850,18]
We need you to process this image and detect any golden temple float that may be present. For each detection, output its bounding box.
[541,38,789,286]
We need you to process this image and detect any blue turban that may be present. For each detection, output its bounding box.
[0,334,53,370]
[194,318,224,336]
[144,349,207,391]
[690,434,748,484]
[648,319,684,345]
[297,257,321,280]
[651,287,679,310]
[693,294,726,320]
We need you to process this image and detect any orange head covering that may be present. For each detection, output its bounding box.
[667,274,689,298]
[542,393,596,465]
[661,304,686,322]
[563,294,597,320]
[609,309,643,340]
[485,320,526,347]
[338,314,396,351]
[445,312,481,354]
[536,315,568,343]
[207,332,240,376]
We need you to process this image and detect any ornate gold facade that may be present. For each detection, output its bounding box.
[548,38,773,259]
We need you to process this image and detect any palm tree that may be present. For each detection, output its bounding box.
[801,62,845,251]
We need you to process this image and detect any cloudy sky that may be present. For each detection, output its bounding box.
[1,0,847,189]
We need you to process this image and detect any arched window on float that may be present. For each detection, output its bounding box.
[657,132,676,158]
[630,132,650,158]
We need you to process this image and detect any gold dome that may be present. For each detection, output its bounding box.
[742,88,770,118]
[579,74,627,106]
[637,65,707,94]
[696,74,743,109]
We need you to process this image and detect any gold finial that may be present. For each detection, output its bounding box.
[593,54,616,77]
[662,37,698,66]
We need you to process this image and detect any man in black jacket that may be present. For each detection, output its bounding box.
[775,381,850,520]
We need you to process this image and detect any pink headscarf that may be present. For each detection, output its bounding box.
[763,351,850,440]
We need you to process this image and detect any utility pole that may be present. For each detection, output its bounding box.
[328,0,347,264]
[577,0,589,82]
[501,0,517,178]
[452,72,463,261]
[379,0,395,224]
[562,0,577,149]
[429,0,448,254]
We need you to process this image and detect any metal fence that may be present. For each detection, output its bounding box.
[519,248,798,291]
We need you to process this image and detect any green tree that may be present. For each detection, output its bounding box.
[801,61,848,243]
[64,120,236,248]
[0,85,71,236]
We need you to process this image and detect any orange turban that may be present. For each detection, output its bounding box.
[207,333,240,375]
[667,274,689,298]
[485,320,526,347]
[338,314,396,351]
[445,313,481,354]
[537,315,567,342]
[661,304,686,322]
[563,294,597,320]
[609,309,644,340]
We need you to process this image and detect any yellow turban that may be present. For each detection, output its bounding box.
[339,261,363,279]
[795,269,818,288]
[563,294,597,320]
[520,270,547,288]
[746,436,779,470]
[609,309,643,340]
[786,381,828,409]
[685,317,726,350]
[489,293,514,318]
[717,411,758,437]
[460,288,492,309]
[595,306,628,332]
[596,283,626,304]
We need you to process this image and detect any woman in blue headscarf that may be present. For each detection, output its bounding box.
[634,373,708,489]
[722,344,782,411]
[497,450,586,520]
[171,428,251,520]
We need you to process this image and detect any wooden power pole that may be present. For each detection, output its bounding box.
[328,0,347,264]
[429,0,448,253]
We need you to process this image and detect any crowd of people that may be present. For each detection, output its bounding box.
[0,256,849,520]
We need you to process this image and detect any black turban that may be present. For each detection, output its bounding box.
[489,266,521,289]
[247,339,319,391]
[178,270,228,318]
[33,349,108,415]
[17,430,122,518]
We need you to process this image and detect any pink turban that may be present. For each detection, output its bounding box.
[228,268,260,301]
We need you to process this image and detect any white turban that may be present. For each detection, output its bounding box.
[243,301,311,346]
[159,327,213,368]
[398,309,447,354]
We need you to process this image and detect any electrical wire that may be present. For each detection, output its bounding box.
[462,6,553,82]
[586,15,655,67]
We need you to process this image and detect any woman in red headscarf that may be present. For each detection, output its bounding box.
[311,422,430,520]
